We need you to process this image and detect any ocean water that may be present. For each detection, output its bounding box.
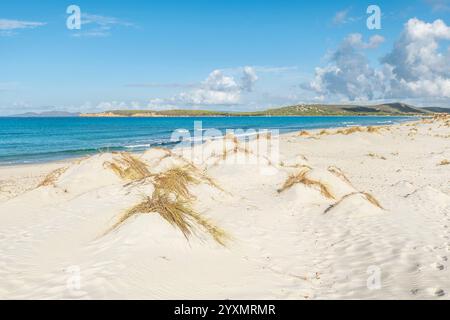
[0,116,415,165]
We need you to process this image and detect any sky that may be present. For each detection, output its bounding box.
[0,0,449,115]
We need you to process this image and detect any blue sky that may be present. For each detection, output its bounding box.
[0,0,449,114]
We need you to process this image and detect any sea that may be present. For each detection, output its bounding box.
[0,116,416,165]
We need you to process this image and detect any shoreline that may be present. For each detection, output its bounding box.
[0,117,420,168]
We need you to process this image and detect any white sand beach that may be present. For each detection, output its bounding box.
[0,115,449,300]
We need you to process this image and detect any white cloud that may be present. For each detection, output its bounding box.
[332,8,351,25]
[307,33,386,101]
[0,19,45,36]
[149,67,258,107]
[307,18,450,102]
[332,8,361,26]
[240,66,259,92]
[382,18,450,98]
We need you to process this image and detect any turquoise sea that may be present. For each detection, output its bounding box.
[0,116,415,165]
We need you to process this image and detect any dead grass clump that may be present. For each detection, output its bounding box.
[318,129,330,136]
[112,191,228,245]
[367,126,381,133]
[340,126,365,135]
[361,192,383,209]
[278,167,335,199]
[327,166,353,185]
[154,166,200,199]
[105,153,151,181]
[298,130,310,137]
[38,167,68,187]
[438,159,450,166]
[324,192,383,214]
[108,165,228,245]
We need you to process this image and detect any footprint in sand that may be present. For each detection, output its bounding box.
[428,288,446,297]
[437,255,448,261]
[430,262,445,270]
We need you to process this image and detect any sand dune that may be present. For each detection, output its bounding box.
[0,116,449,299]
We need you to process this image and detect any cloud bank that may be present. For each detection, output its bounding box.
[308,18,450,102]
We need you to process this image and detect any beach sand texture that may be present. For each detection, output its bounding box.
[0,115,449,299]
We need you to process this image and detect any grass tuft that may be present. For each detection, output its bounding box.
[154,166,200,199]
[327,166,353,186]
[38,167,68,187]
[278,167,335,199]
[107,165,228,245]
[298,130,310,137]
[324,192,383,214]
[105,153,151,181]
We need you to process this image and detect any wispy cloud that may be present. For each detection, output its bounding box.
[424,0,450,12]
[125,83,199,89]
[0,19,46,36]
[71,13,134,37]
[332,8,351,25]
[332,8,362,26]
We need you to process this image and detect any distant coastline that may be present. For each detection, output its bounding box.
[80,102,447,118]
[6,103,449,118]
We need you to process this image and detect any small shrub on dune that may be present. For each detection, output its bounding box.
[438,159,450,166]
[278,167,335,199]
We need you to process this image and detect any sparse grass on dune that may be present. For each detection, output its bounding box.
[154,166,200,199]
[314,125,386,138]
[298,130,310,137]
[38,167,68,187]
[327,166,353,186]
[105,153,152,181]
[438,159,450,166]
[277,167,335,199]
[107,165,228,245]
[116,192,227,245]
[324,192,383,214]
[336,126,365,135]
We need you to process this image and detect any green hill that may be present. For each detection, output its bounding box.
[81,102,434,117]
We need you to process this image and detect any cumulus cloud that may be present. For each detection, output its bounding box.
[307,34,386,101]
[0,19,46,36]
[382,18,450,98]
[149,67,258,107]
[308,18,450,102]
[240,66,259,92]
